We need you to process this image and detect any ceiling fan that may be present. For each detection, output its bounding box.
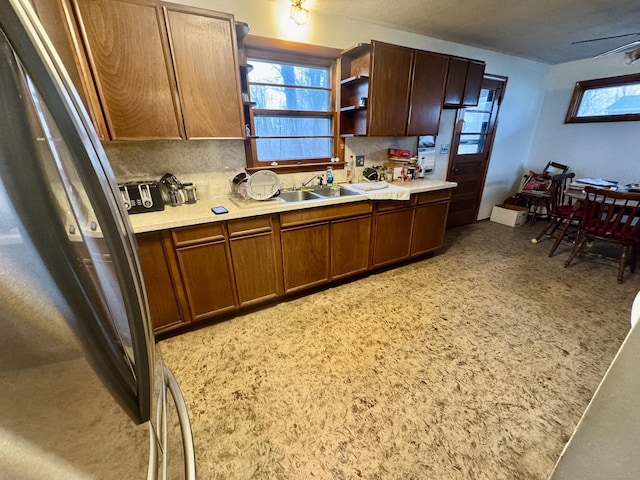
[572,32,640,64]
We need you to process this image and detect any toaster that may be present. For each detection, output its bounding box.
[118,181,165,214]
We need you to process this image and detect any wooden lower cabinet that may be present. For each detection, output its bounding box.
[281,222,330,293]
[228,216,280,307]
[172,222,236,322]
[136,231,187,333]
[176,241,236,321]
[331,215,371,280]
[411,193,451,256]
[372,207,415,267]
[139,192,451,334]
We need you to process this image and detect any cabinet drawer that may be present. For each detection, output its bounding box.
[416,190,451,204]
[280,202,372,227]
[228,216,272,237]
[376,196,417,212]
[172,223,225,247]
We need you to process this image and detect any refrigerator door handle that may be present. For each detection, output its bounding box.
[157,366,196,480]
[164,367,196,480]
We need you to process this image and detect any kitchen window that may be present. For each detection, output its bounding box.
[565,72,640,123]
[244,36,341,172]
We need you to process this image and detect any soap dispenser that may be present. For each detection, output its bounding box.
[326,166,334,186]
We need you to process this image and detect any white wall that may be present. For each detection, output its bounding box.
[527,56,640,186]
[108,0,550,219]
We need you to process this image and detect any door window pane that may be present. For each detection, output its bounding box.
[457,134,486,154]
[456,86,495,155]
[460,112,490,134]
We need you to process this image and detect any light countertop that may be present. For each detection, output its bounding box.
[128,179,457,234]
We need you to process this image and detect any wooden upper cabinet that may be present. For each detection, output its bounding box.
[406,50,449,136]
[163,4,244,139]
[368,41,413,136]
[340,41,458,137]
[443,57,468,107]
[444,56,486,108]
[462,60,485,106]
[73,0,184,139]
[31,0,109,139]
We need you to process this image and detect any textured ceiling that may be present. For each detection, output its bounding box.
[311,0,640,64]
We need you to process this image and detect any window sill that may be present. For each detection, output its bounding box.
[247,162,345,175]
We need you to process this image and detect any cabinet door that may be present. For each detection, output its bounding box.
[407,50,449,136]
[368,41,413,136]
[444,57,486,108]
[281,223,330,293]
[462,60,486,106]
[230,232,279,307]
[411,201,450,256]
[443,56,468,107]
[164,5,244,138]
[176,241,236,321]
[372,208,414,267]
[136,232,187,333]
[31,0,108,139]
[331,215,371,280]
[73,0,184,139]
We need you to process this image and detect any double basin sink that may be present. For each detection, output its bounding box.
[278,186,361,203]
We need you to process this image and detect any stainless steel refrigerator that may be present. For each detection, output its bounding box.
[0,0,195,478]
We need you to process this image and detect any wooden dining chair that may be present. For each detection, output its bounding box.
[542,161,569,176]
[531,172,583,256]
[564,186,640,283]
[517,162,570,225]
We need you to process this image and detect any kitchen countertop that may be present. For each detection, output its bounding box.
[128,179,457,234]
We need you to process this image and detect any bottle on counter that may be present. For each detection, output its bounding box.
[326,166,334,186]
[347,156,353,183]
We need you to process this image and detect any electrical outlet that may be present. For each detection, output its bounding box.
[355,155,365,167]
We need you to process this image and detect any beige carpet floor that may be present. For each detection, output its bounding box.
[159,220,640,480]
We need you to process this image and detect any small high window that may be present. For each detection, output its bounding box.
[565,73,640,123]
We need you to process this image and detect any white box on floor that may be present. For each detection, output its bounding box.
[490,204,528,227]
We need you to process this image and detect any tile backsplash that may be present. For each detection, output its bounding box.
[104,140,246,198]
[104,136,422,198]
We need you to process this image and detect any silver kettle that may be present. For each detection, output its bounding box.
[159,172,186,206]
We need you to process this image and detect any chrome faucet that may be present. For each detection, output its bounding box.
[301,174,324,189]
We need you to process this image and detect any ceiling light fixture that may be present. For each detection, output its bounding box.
[623,47,640,66]
[591,39,640,59]
[290,0,309,25]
